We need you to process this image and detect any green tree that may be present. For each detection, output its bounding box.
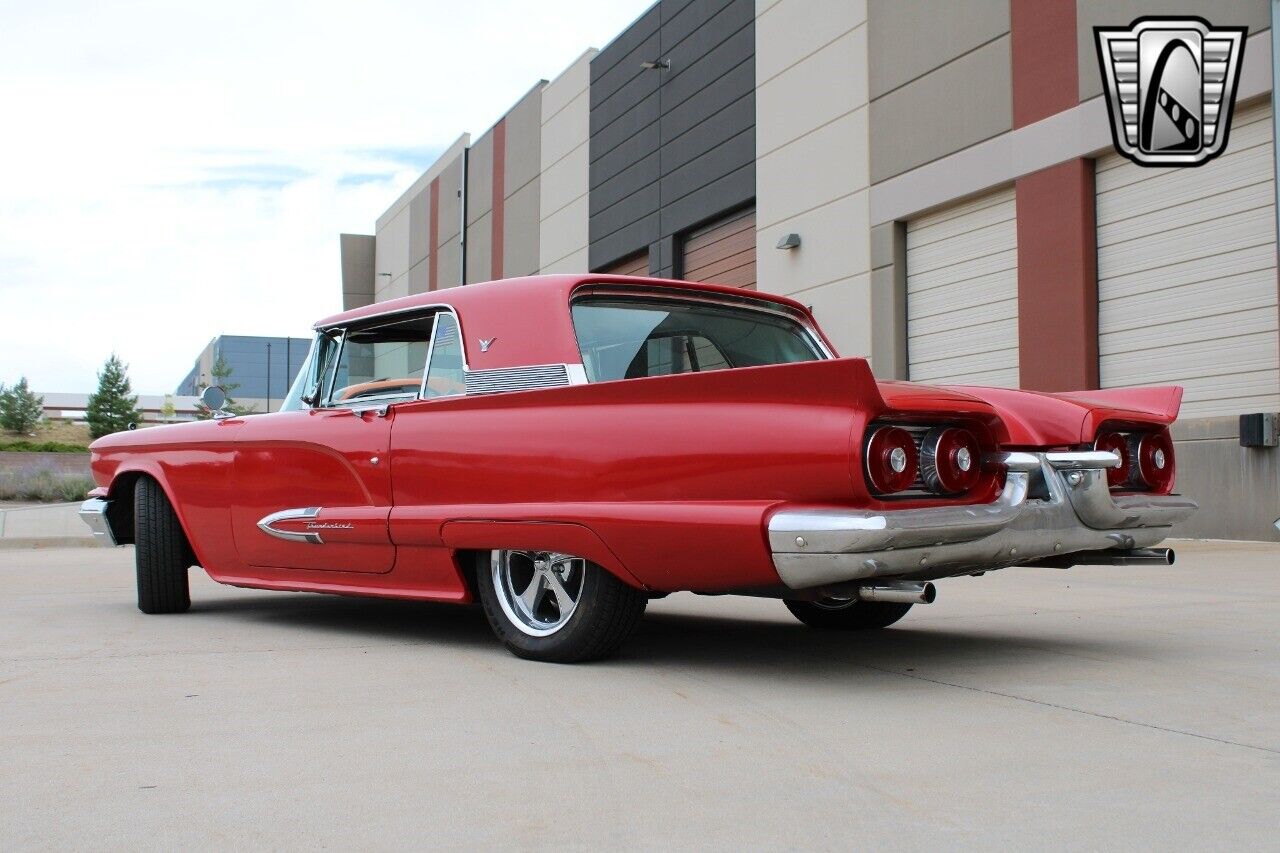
[0,377,44,434]
[195,354,256,419]
[85,354,143,438]
[161,394,177,422]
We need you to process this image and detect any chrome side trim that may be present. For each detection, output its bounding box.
[78,498,117,546]
[257,507,324,544]
[464,364,571,395]
[565,363,589,385]
[768,450,1197,589]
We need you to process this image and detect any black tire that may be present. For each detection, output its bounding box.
[784,598,912,630]
[134,477,192,614]
[477,551,647,663]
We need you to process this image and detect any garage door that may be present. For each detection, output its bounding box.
[1096,100,1279,419]
[906,185,1019,387]
[598,251,649,276]
[682,207,756,289]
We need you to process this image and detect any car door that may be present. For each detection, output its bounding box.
[229,313,434,573]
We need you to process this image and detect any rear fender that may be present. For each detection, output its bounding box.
[440,520,646,589]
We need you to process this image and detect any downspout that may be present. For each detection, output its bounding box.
[459,146,469,285]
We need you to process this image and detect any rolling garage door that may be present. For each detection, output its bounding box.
[906,185,1019,387]
[1096,100,1279,419]
[681,208,756,289]
[598,251,649,277]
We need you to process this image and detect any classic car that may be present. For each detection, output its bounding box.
[80,274,1197,662]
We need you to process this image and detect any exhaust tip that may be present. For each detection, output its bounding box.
[921,582,937,604]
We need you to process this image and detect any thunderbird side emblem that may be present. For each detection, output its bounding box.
[479,337,496,352]
[1095,17,1246,167]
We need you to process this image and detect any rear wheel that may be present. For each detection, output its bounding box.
[134,477,192,614]
[784,597,911,630]
[477,550,647,663]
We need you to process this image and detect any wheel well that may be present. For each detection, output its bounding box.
[453,549,486,602]
[104,472,144,544]
[107,472,198,565]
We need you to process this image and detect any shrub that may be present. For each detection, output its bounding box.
[0,440,91,453]
[0,466,96,502]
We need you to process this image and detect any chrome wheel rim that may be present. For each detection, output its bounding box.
[813,596,858,610]
[491,550,586,637]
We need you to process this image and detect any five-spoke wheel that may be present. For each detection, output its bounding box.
[476,549,648,662]
[491,550,585,637]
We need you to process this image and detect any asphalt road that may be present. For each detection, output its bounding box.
[2,541,1277,850]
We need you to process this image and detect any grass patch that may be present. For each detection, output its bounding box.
[0,467,96,502]
[0,439,91,453]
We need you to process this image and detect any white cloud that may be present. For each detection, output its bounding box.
[0,0,649,393]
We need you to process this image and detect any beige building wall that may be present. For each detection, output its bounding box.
[754,0,873,364]
[539,50,596,274]
[374,134,470,300]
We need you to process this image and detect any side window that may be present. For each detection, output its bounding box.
[325,314,435,407]
[424,313,465,399]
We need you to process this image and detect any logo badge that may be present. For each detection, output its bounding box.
[479,337,496,352]
[1095,17,1246,167]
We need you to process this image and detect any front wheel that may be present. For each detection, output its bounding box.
[476,550,647,663]
[134,477,192,614]
[784,597,912,630]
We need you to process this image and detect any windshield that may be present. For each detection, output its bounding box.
[571,297,824,383]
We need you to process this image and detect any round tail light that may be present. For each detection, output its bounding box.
[865,426,918,494]
[1137,431,1175,491]
[1094,432,1131,487]
[921,427,981,494]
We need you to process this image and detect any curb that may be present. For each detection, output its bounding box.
[0,537,107,550]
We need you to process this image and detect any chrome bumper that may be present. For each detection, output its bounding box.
[768,451,1198,589]
[78,498,117,546]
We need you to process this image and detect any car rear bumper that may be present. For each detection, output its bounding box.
[767,451,1198,589]
[78,498,117,546]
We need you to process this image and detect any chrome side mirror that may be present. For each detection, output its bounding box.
[200,385,227,411]
[300,381,322,407]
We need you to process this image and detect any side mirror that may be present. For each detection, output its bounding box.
[200,385,227,412]
[300,381,322,407]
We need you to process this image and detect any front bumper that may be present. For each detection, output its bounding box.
[78,498,117,546]
[768,451,1198,589]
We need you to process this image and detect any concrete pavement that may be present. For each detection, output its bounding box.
[1,541,1277,850]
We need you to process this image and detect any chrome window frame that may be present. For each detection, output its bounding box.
[314,306,466,411]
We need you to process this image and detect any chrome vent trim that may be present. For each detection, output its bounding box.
[464,364,572,396]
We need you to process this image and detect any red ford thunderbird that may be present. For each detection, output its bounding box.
[81,275,1197,662]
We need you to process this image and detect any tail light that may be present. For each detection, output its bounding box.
[865,426,918,494]
[1094,431,1132,487]
[1095,428,1175,492]
[1137,431,1175,491]
[920,427,981,494]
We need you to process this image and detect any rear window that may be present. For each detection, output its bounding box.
[571,297,824,383]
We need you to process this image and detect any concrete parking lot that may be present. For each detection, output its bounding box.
[2,541,1277,850]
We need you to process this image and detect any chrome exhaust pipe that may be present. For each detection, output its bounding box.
[857,581,936,605]
[1077,547,1175,566]
[1032,547,1176,569]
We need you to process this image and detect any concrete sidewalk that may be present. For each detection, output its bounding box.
[0,502,94,548]
[1,539,1277,849]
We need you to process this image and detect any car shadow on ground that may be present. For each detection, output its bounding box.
[182,588,1142,679]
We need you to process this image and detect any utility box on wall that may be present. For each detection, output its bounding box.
[1239,413,1280,448]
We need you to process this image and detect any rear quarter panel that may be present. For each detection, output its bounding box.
[389,358,877,591]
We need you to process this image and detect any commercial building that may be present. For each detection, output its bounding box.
[177,335,310,413]
[340,0,1280,541]
[37,392,201,425]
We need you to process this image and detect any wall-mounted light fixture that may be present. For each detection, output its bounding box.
[775,233,801,250]
[640,59,671,70]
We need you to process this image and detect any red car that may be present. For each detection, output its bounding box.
[81,275,1197,662]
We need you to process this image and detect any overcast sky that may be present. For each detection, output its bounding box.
[0,0,649,394]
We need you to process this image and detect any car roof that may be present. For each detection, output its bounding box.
[312,275,831,371]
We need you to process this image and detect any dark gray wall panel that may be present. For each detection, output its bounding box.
[589,0,755,272]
